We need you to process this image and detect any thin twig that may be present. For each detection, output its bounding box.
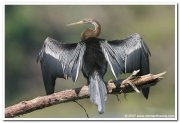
[73,100,89,118]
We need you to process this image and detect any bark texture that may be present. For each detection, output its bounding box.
[5,72,166,118]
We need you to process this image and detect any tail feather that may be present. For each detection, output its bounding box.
[89,72,107,114]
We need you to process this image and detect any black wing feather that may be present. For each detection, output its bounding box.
[37,37,85,94]
[100,33,150,99]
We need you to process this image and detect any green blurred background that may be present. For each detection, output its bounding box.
[5,5,175,118]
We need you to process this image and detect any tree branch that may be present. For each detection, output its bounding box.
[5,72,166,118]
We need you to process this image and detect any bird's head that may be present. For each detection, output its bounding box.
[67,18,101,40]
[67,18,95,26]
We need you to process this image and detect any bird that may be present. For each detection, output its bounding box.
[37,18,151,114]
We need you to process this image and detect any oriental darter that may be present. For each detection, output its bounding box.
[37,18,151,113]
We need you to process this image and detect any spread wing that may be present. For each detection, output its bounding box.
[100,33,151,99]
[37,37,86,94]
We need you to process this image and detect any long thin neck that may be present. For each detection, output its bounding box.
[92,20,101,37]
[81,20,101,40]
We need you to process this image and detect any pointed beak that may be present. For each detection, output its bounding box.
[67,21,84,26]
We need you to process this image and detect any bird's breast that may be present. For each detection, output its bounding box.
[82,39,107,77]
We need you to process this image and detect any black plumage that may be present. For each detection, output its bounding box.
[37,18,151,113]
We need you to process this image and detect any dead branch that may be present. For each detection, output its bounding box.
[5,72,166,118]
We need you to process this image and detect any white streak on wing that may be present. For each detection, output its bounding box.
[125,55,127,73]
[75,59,81,82]
[62,62,65,72]
[75,44,85,82]
[103,48,117,80]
